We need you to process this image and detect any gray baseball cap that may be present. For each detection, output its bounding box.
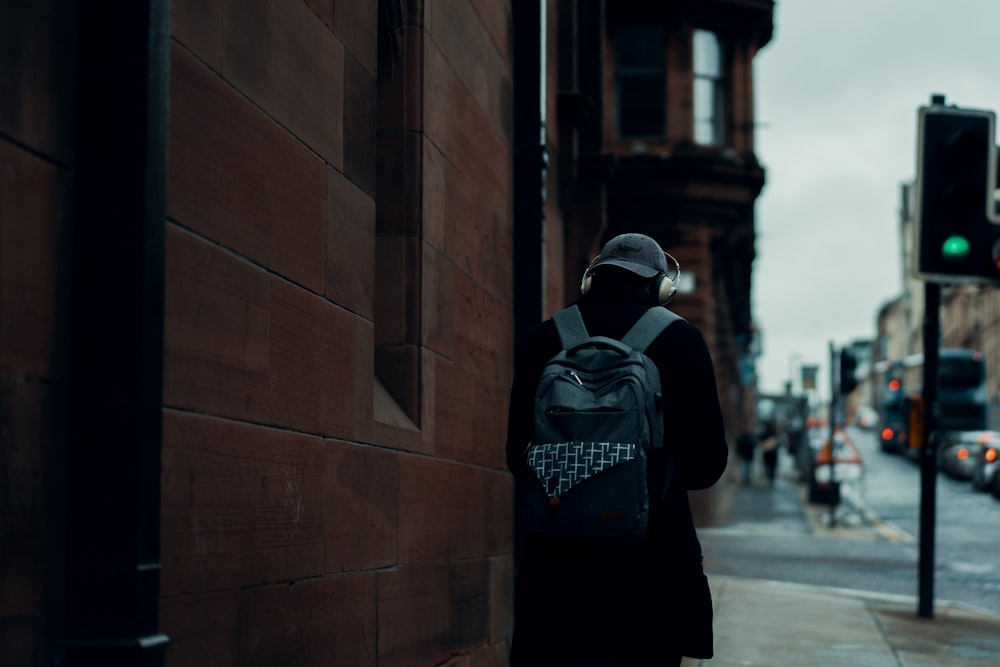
[591,233,668,278]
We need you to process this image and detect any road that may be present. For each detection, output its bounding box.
[699,425,1000,615]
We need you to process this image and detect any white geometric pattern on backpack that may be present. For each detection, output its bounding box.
[527,441,637,498]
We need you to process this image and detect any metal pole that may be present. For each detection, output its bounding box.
[828,342,838,526]
[511,0,546,636]
[918,281,941,618]
[512,0,548,359]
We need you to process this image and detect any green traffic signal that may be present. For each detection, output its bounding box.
[914,99,1000,283]
[941,235,971,261]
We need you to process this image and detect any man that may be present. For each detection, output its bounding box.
[505,233,728,666]
[759,419,780,486]
[736,430,757,485]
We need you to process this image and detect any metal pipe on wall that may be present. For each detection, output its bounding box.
[513,0,548,357]
[65,2,171,663]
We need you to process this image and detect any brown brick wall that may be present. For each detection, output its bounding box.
[161,411,326,594]
[0,0,503,663]
[160,0,516,664]
[167,45,328,294]
[159,572,378,667]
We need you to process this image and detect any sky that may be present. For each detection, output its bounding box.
[752,0,1000,399]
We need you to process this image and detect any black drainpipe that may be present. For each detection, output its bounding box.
[510,0,547,628]
[512,0,548,357]
[65,2,171,664]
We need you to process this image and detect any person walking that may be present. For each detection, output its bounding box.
[759,420,780,485]
[736,430,757,485]
[505,233,729,666]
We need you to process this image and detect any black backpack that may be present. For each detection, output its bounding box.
[521,304,681,544]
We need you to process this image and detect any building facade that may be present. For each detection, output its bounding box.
[1,1,772,665]
[550,0,773,519]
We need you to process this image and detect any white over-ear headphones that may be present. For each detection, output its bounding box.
[580,252,681,306]
[579,254,602,295]
[657,253,680,305]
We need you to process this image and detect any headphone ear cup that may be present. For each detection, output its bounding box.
[580,255,601,295]
[658,275,676,305]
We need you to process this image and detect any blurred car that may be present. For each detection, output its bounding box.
[938,430,1000,481]
[878,424,907,454]
[971,439,999,492]
[855,406,878,430]
[991,456,1000,499]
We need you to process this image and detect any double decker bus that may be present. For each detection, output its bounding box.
[874,349,987,455]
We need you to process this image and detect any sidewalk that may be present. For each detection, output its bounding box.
[683,456,1000,665]
[685,574,1000,666]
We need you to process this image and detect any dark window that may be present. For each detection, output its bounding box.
[693,29,726,145]
[616,26,666,139]
[375,4,422,428]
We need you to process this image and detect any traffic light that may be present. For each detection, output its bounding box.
[840,348,858,395]
[914,94,1000,283]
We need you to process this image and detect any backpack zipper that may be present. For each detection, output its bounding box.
[568,370,584,385]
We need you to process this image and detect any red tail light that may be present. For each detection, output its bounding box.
[986,448,998,463]
[881,428,894,441]
[957,447,969,460]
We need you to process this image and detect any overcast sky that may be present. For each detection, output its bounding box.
[752,0,1000,399]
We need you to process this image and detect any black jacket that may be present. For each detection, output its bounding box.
[505,275,728,664]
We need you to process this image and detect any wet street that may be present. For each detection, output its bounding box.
[700,426,1000,616]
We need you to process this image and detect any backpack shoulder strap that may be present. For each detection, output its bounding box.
[621,307,683,352]
[551,305,590,350]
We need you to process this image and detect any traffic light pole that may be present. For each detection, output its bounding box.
[910,93,999,619]
[918,281,940,619]
[828,341,838,527]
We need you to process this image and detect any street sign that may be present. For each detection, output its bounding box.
[801,364,818,391]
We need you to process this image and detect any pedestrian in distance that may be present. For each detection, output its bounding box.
[505,233,729,667]
[736,430,757,485]
[759,420,780,485]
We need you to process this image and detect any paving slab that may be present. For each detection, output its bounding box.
[680,575,1000,666]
